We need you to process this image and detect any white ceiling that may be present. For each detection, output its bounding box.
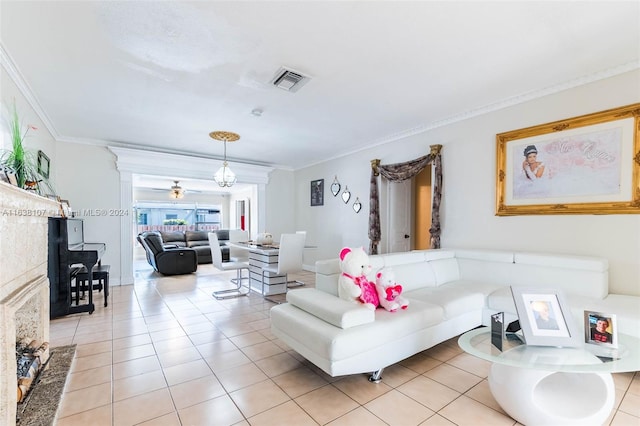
[1,1,639,171]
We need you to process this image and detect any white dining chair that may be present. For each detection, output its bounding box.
[228,229,250,263]
[289,231,308,287]
[208,232,250,299]
[261,233,305,302]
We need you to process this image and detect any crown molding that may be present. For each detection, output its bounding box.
[300,61,640,170]
[368,61,640,148]
[108,146,274,185]
[0,43,60,138]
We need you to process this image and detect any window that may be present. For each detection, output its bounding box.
[138,213,148,225]
[134,203,221,232]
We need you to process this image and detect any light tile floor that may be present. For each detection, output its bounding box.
[50,264,640,425]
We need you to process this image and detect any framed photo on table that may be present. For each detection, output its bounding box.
[496,103,640,216]
[511,286,581,347]
[584,311,618,349]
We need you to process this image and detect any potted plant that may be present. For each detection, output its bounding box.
[1,102,53,194]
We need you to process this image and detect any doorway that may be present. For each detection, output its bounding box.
[413,165,432,250]
[385,166,432,253]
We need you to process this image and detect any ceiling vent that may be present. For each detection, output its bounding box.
[271,67,310,92]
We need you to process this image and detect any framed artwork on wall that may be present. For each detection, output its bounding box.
[496,103,640,216]
[37,150,50,178]
[311,179,324,206]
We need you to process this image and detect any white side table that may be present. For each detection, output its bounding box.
[458,327,640,426]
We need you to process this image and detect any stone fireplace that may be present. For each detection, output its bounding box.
[0,182,59,426]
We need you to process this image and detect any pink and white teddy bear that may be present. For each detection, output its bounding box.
[375,267,409,312]
[337,247,379,310]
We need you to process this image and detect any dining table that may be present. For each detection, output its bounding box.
[226,241,287,296]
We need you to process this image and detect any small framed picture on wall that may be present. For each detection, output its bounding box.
[311,179,324,206]
[37,150,50,178]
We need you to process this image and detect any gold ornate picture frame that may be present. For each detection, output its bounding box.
[496,104,640,215]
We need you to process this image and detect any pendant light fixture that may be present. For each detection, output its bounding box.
[169,180,185,199]
[210,131,240,187]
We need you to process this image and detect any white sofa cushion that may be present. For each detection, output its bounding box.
[487,286,516,314]
[514,252,608,272]
[429,258,460,285]
[382,251,427,266]
[413,248,457,261]
[456,249,515,285]
[513,252,609,299]
[510,264,608,300]
[406,281,486,319]
[389,262,437,291]
[455,249,514,263]
[286,288,375,329]
[315,259,341,296]
[271,299,443,362]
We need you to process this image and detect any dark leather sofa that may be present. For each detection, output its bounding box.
[138,230,232,275]
[158,230,231,264]
[137,232,198,275]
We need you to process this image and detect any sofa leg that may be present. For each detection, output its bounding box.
[369,368,384,383]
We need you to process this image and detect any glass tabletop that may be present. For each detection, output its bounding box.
[227,241,279,251]
[458,327,640,374]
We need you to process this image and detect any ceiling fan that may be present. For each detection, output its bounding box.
[142,180,203,198]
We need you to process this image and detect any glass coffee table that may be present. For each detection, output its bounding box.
[459,327,640,425]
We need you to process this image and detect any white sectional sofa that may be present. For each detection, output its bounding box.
[270,248,640,381]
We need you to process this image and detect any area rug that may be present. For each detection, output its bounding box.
[16,344,76,426]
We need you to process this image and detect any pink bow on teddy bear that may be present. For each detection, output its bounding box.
[384,285,403,301]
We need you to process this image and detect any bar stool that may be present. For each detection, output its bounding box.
[75,264,110,307]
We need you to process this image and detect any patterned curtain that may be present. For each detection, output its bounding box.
[368,144,442,255]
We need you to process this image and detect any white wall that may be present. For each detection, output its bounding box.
[264,168,295,239]
[295,69,640,296]
[55,142,123,283]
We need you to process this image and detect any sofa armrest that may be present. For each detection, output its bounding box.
[155,248,198,275]
[286,288,375,329]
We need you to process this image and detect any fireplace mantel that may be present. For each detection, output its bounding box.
[0,182,59,426]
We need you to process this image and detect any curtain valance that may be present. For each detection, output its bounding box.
[368,144,442,254]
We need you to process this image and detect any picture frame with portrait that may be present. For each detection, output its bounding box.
[495,103,640,216]
[584,311,618,349]
[510,286,581,347]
